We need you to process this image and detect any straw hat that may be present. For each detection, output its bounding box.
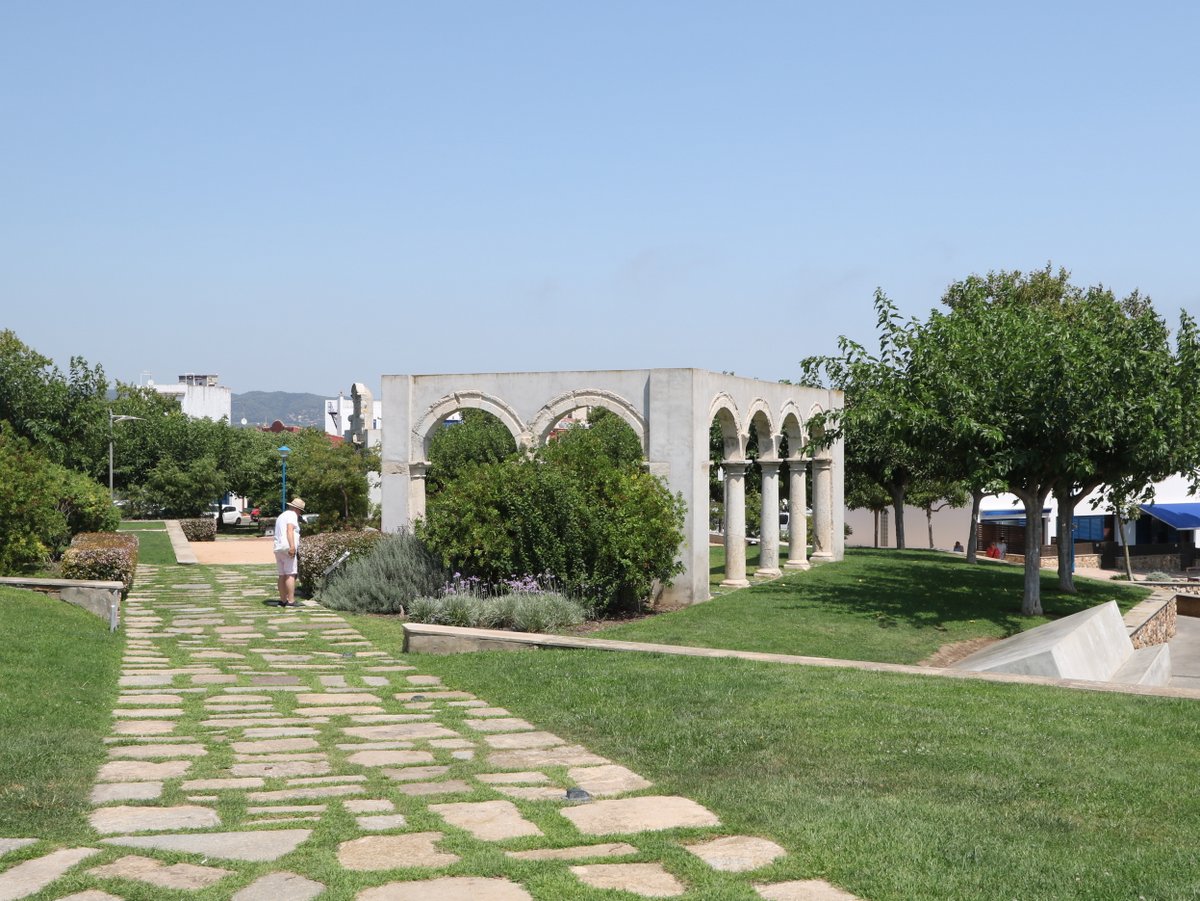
[287,497,306,513]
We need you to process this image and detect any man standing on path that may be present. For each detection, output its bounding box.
[273,497,306,606]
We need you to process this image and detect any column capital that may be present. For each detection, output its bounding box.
[811,457,833,471]
[758,459,781,474]
[722,460,749,477]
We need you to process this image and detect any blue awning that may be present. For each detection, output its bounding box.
[981,508,1050,522]
[1139,503,1200,530]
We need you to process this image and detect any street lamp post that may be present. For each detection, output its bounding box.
[109,410,144,499]
[278,445,291,512]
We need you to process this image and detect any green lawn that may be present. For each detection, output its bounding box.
[119,522,177,566]
[345,610,1200,901]
[0,587,123,840]
[602,547,1151,664]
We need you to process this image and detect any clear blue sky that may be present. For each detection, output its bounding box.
[3,1,1198,397]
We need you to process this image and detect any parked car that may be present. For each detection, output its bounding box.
[205,504,242,526]
[301,513,319,525]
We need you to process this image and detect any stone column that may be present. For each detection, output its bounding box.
[785,458,810,570]
[757,461,781,576]
[721,461,750,587]
[811,457,833,562]
[408,462,428,523]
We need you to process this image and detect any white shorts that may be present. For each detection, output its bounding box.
[275,549,298,576]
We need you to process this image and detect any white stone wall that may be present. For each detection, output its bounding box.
[380,368,843,606]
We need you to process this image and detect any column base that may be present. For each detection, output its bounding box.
[719,578,751,588]
[810,552,835,563]
[784,560,810,570]
[754,568,781,578]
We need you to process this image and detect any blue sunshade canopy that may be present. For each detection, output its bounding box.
[1138,503,1200,530]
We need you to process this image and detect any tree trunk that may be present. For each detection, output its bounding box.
[927,508,934,549]
[1013,486,1048,615]
[1119,515,1134,581]
[1054,488,1076,594]
[966,488,984,563]
[889,485,906,550]
[873,509,879,548]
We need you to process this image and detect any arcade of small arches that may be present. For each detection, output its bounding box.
[380,369,844,606]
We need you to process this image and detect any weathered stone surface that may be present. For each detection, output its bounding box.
[358,876,532,900]
[96,759,193,782]
[287,774,367,786]
[231,737,321,754]
[570,862,686,897]
[119,673,173,686]
[101,829,310,862]
[230,760,330,778]
[337,833,459,870]
[753,880,864,900]
[251,673,301,685]
[477,771,550,785]
[347,749,435,767]
[343,723,460,741]
[460,706,509,717]
[232,871,325,901]
[0,839,36,857]
[55,891,124,901]
[90,804,220,834]
[181,777,266,790]
[0,847,98,900]
[493,786,571,802]
[381,766,451,782]
[685,835,787,872]
[112,707,184,718]
[568,764,653,797]
[116,693,183,705]
[91,781,163,803]
[296,705,385,716]
[508,842,638,861]
[345,799,395,813]
[429,800,543,841]
[560,796,720,835]
[243,726,318,738]
[356,814,409,831]
[295,692,380,705]
[192,674,238,684]
[394,690,475,700]
[405,675,443,685]
[246,785,365,801]
[88,854,231,889]
[487,746,609,769]
[482,731,565,750]
[337,741,416,751]
[392,780,472,797]
[464,718,535,733]
[112,720,176,735]
[107,743,207,759]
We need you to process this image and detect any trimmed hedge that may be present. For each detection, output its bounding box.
[179,518,216,541]
[61,531,139,594]
[299,530,384,594]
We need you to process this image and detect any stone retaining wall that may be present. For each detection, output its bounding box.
[1126,595,1177,649]
[0,576,122,630]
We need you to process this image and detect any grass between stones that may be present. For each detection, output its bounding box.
[0,586,122,840]
[601,548,1152,664]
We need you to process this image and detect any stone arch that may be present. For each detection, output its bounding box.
[808,402,833,460]
[746,398,778,460]
[778,403,806,458]
[709,393,745,460]
[416,391,528,461]
[530,389,647,452]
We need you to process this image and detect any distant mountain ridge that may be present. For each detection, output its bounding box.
[232,391,326,428]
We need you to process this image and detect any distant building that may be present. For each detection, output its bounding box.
[151,374,232,421]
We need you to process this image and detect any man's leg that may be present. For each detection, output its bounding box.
[283,573,296,605]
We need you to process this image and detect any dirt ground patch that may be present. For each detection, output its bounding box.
[189,536,275,565]
[919,636,1001,668]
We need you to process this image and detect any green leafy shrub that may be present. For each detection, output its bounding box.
[298,530,383,594]
[318,531,445,614]
[53,466,119,536]
[179,518,216,541]
[61,532,139,593]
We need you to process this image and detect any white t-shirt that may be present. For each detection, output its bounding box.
[273,509,301,553]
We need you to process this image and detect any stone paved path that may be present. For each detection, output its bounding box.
[0,563,862,900]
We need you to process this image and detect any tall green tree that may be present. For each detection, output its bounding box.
[284,429,377,529]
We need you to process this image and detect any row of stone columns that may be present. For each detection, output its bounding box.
[719,456,834,587]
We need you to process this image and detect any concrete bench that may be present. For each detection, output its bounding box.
[0,576,122,631]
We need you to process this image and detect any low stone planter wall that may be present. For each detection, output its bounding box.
[1124,594,1177,649]
[0,576,122,631]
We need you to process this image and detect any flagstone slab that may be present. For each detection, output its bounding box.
[101,829,311,862]
[55,891,123,901]
[381,766,451,782]
[392,780,473,797]
[246,804,326,814]
[359,876,533,901]
[477,771,550,785]
[685,835,787,872]
[508,841,639,861]
[338,833,459,870]
[287,774,367,786]
[405,675,443,685]
[232,871,325,901]
[112,720,176,735]
[568,764,653,797]
[487,746,609,769]
[231,738,321,754]
[243,726,319,738]
[119,674,174,687]
[560,797,720,835]
[116,694,183,705]
[362,676,390,686]
[246,785,365,801]
[0,840,36,857]
[181,777,266,790]
[96,760,193,782]
[192,674,239,684]
[483,731,567,750]
[296,692,380,705]
[462,707,512,717]
[337,741,416,751]
[90,804,220,834]
[343,723,460,741]
[754,879,863,900]
[345,799,395,813]
[250,674,302,685]
[493,786,570,802]
[464,718,535,733]
[206,716,321,727]
[91,781,164,803]
[393,690,475,701]
[0,847,98,901]
[356,814,410,831]
[296,705,386,716]
[230,759,332,778]
[347,750,436,767]
[208,694,273,704]
[429,800,543,841]
[89,854,231,889]
[570,862,685,897]
[108,743,207,759]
